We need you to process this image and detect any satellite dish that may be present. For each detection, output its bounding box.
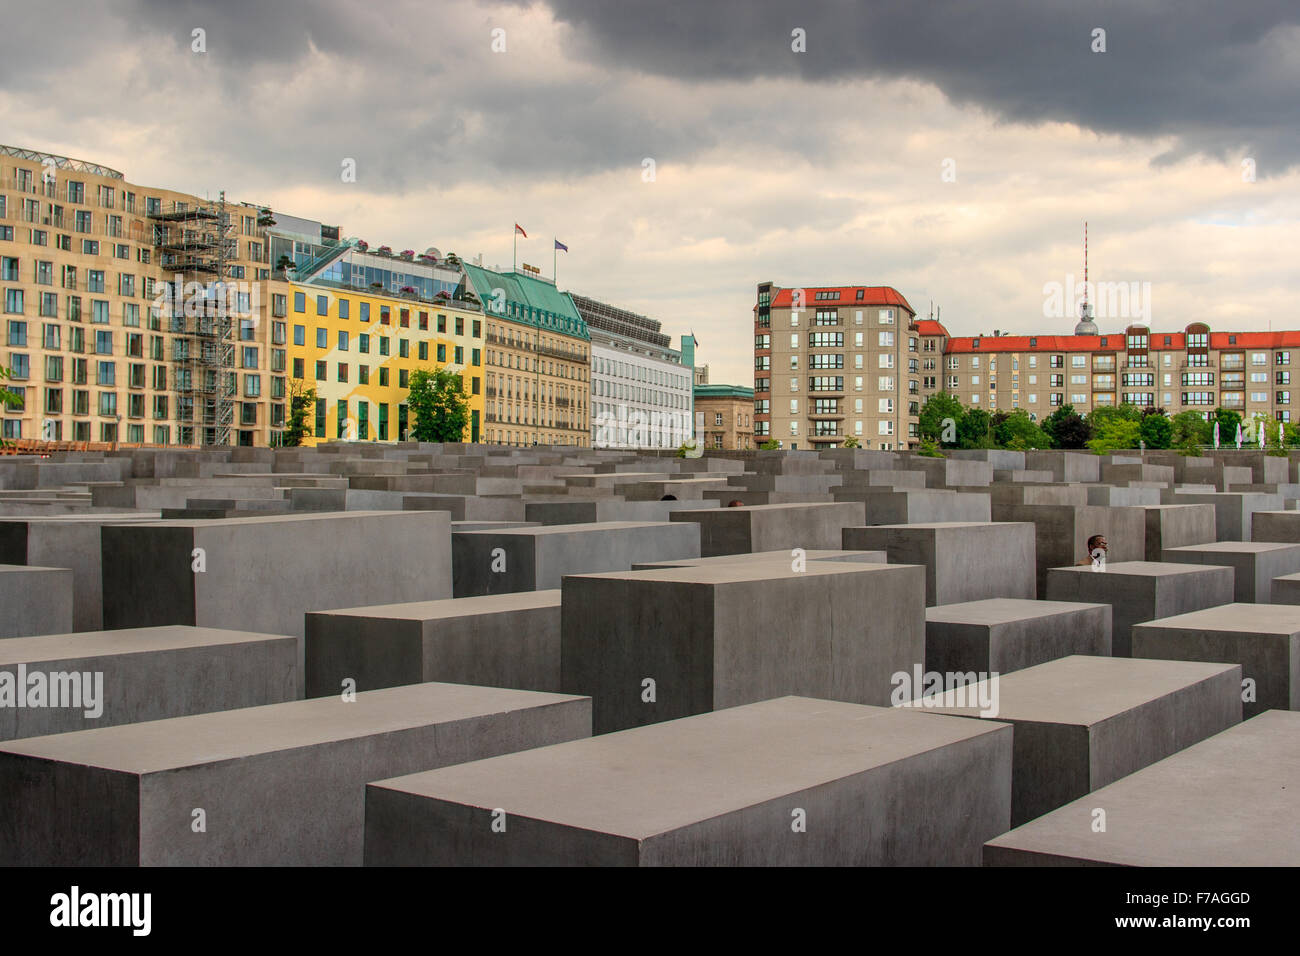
[424,247,441,260]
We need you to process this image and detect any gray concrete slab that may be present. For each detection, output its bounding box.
[669,502,866,557]
[918,655,1241,826]
[0,625,299,740]
[305,590,562,697]
[984,711,1300,866]
[1141,504,1216,561]
[0,565,72,639]
[1131,602,1300,718]
[924,598,1111,675]
[452,521,700,596]
[842,522,1036,605]
[0,682,590,866]
[1162,541,1300,603]
[364,696,1012,866]
[1045,561,1235,657]
[0,514,161,632]
[561,561,925,733]
[101,511,453,641]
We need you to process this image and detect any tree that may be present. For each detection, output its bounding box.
[1042,404,1091,449]
[1213,407,1243,444]
[1087,403,1143,432]
[1138,411,1172,449]
[281,382,315,447]
[759,438,781,450]
[957,407,994,449]
[408,368,470,442]
[841,435,860,448]
[992,409,1051,450]
[918,392,963,446]
[1171,411,1211,453]
[1087,419,1141,454]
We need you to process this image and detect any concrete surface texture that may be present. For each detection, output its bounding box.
[1044,561,1235,657]
[1161,541,1300,603]
[363,696,1012,866]
[101,510,453,639]
[0,682,591,865]
[0,565,73,639]
[452,521,700,596]
[4,442,1297,869]
[561,561,925,733]
[842,522,1036,605]
[1130,602,1300,717]
[918,655,1241,826]
[923,598,1112,675]
[984,711,1300,866]
[0,625,300,740]
[305,590,563,696]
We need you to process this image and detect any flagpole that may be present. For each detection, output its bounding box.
[513,226,516,272]
[553,241,557,284]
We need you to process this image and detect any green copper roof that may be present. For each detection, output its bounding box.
[695,384,754,399]
[462,263,590,340]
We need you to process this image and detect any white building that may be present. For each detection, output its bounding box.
[571,294,693,449]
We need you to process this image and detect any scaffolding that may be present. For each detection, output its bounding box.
[150,192,237,447]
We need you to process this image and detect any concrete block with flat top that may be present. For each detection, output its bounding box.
[1141,504,1216,561]
[452,521,699,596]
[918,655,1240,826]
[668,501,865,557]
[1162,541,1300,603]
[990,504,1145,596]
[833,489,991,525]
[0,625,299,741]
[363,696,1011,866]
[1163,491,1283,541]
[101,511,452,640]
[561,561,924,733]
[1044,561,1234,657]
[984,711,1300,866]
[1131,603,1300,718]
[631,548,887,570]
[1250,509,1300,544]
[0,514,160,632]
[0,565,72,639]
[924,598,1111,675]
[305,590,562,697]
[1040,561,1232,658]
[0,682,590,866]
[842,522,1035,605]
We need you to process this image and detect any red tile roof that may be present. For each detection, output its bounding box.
[946,330,1300,353]
[913,319,949,337]
[769,286,914,313]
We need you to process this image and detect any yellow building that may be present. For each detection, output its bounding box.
[282,277,484,444]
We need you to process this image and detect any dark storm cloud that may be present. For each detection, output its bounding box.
[532,0,1300,171]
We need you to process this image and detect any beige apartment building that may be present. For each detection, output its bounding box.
[694,384,754,450]
[0,144,282,447]
[754,282,921,450]
[939,322,1300,422]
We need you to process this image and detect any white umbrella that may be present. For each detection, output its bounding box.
[1235,423,1243,450]
[1213,421,1220,449]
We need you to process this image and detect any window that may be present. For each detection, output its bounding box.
[1251,352,1268,366]
[315,361,326,381]
[315,328,327,349]
[242,346,258,369]
[293,358,304,379]
[294,292,305,313]
[316,295,329,316]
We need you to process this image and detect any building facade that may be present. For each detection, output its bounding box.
[462,264,591,447]
[281,273,485,445]
[755,282,921,450]
[0,144,281,446]
[570,293,692,450]
[694,383,754,450]
[940,323,1300,422]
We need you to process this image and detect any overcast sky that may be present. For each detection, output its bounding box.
[4,0,1299,384]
